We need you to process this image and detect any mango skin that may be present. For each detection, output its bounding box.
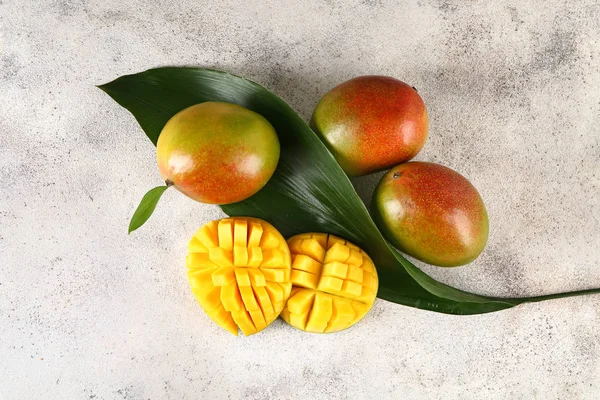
[371,162,489,267]
[310,76,428,177]
[156,102,280,204]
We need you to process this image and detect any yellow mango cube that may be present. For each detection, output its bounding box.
[195,220,219,248]
[361,254,375,273]
[323,243,350,264]
[289,311,309,330]
[239,286,260,312]
[260,268,289,283]
[217,219,234,250]
[350,302,371,323]
[248,269,266,287]
[234,268,251,287]
[247,247,263,267]
[326,235,345,249]
[208,247,233,267]
[331,297,355,323]
[233,219,248,247]
[292,254,322,275]
[231,310,257,336]
[341,280,363,298]
[249,309,267,332]
[209,304,239,336]
[252,286,274,316]
[211,267,235,287]
[288,237,304,254]
[362,271,376,290]
[188,237,208,253]
[290,269,319,289]
[321,261,348,279]
[311,233,328,249]
[346,265,364,283]
[260,230,280,249]
[261,249,285,268]
[186,253,216,269]
[247,222,263,248]
[233,246,249,267]
[220,283,243,312]
[345,249,363,267]
[188,267,218,291]
[287,289,316,315]
[318,276,344,293]
[325,319,350,332]
[345,241,360,252]
[300,238,325,262]
[265,281,286,304]
[198,286,221,311]
[305,292,333,333]
[356,285,377,304]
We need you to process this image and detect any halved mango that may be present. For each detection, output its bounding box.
[187,217,292,336]
[281,233,379,333]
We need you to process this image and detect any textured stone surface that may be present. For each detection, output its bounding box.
[1,0,599,398]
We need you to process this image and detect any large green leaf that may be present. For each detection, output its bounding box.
[99,67,600,315]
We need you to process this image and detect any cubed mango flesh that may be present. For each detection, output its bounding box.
[187,217,292,336]
[281,234,378,333]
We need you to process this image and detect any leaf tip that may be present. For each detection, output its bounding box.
[96,83,110,93]
[96,77,120,93]
[127,217,139,235]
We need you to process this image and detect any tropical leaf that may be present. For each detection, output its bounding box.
[99,67,600,314]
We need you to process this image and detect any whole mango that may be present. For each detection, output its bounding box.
[157,102,280,204]
[310,76,428,176]
[371,162,488,267]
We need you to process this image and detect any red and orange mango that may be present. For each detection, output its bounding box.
[157,102,280,204]
[310,76,428,177]
[371,162,489,267]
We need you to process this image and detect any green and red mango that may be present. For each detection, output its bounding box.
[371,162,489,267]
[310,76,429,177]
[156,102,280,205]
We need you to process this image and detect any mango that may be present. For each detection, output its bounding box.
[371,162,489,267]
[310,76,428,176]
[157,102,280,204]
[186,217,292,335]
[281,233,378,333]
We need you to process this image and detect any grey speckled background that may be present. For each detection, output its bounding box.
[1,0,599,399]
